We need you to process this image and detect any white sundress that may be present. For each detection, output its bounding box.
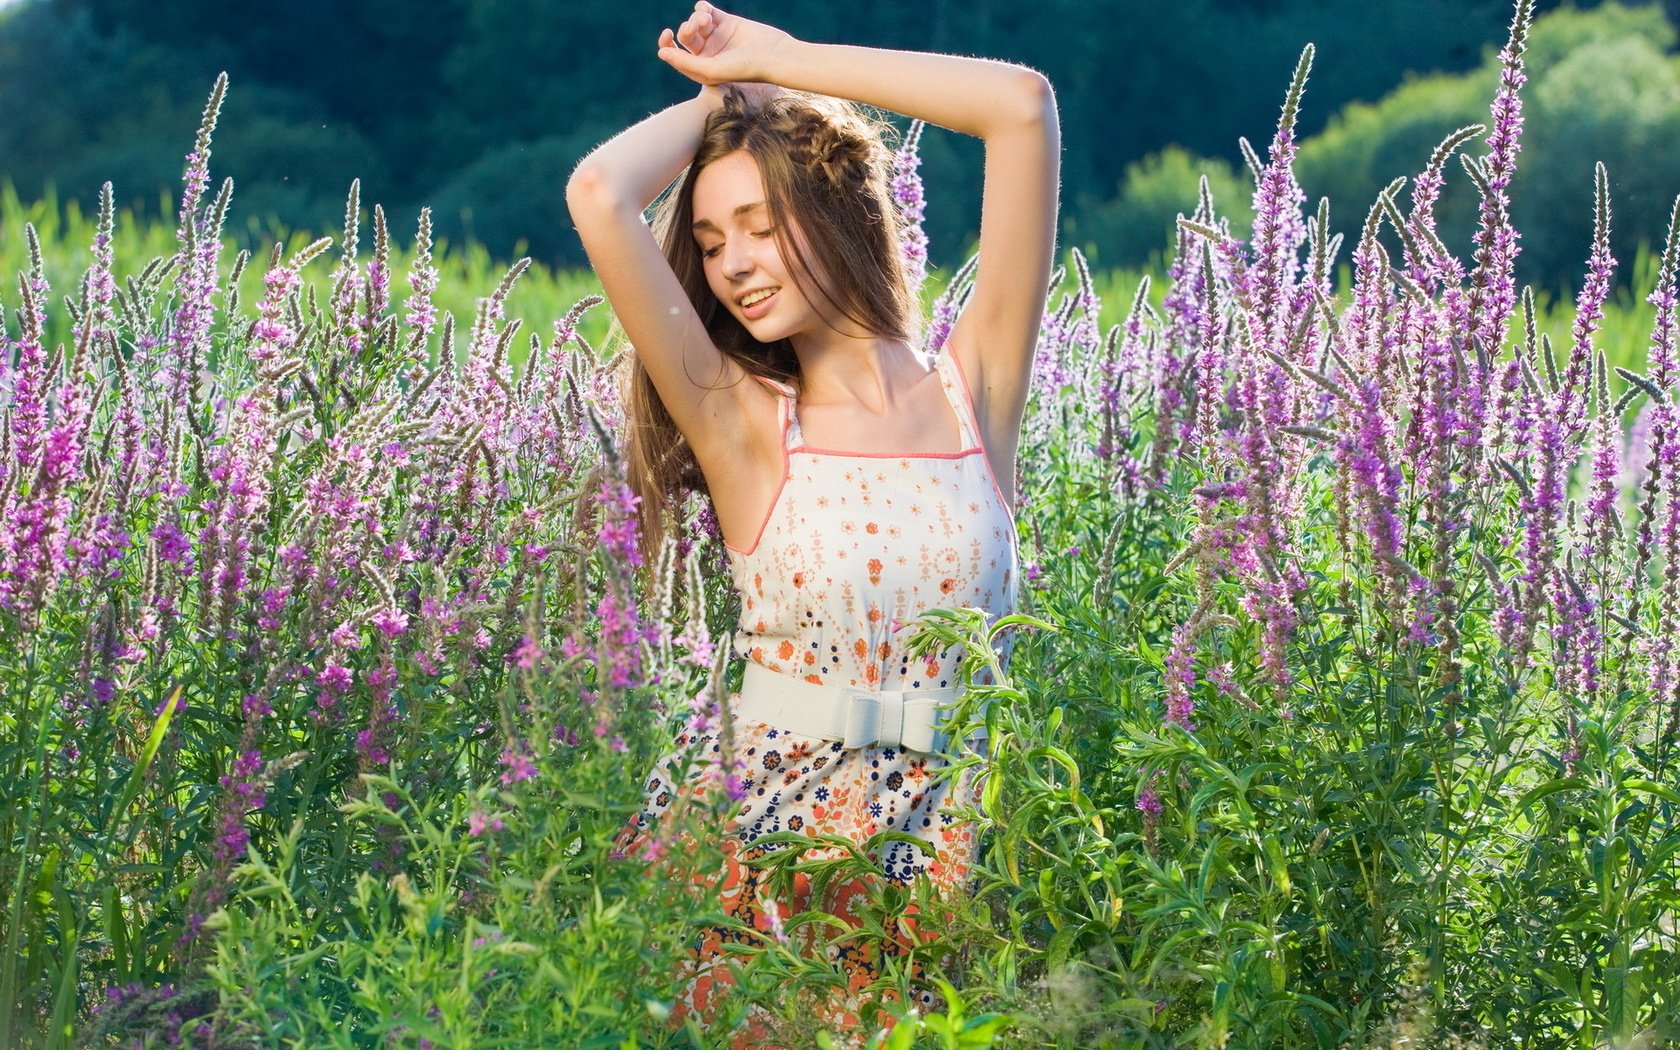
[614,344,1020,1046]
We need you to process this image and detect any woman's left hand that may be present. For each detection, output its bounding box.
[657,1,794,87]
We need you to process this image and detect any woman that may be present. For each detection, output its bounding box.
[566,2,1058,1043]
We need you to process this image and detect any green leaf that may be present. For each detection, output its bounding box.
[112,684,185,833]
[47,920,78,1050]
[1516,777,1588,814]
[1622,779,1680,807]
[1046,924,1082,972]
[1261,832,1293,898]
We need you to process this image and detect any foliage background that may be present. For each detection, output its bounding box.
[3,0,1680,1045]
[2,0,1679,290]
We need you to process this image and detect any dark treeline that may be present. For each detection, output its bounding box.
[1,0,1672,292]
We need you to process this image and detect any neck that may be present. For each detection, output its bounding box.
[789,328,929,410]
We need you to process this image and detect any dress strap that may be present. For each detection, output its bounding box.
[934,348,984,451]
[749,372,804,451]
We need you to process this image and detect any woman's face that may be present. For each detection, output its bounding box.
[690,150,830,344]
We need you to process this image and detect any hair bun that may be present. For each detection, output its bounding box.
[710,88,892,195]
[784,102,889,195]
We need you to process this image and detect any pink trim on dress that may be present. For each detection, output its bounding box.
[724,376,797,557]
[941,347,1016,517]
[788,445,982,460]
[721,463,788,557]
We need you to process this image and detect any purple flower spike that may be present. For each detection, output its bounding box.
[891,120,930,296]
[1466,0,1533,359]
[593,478,643,568]
[1558,164,1616,446]
[1163,620,1198,731]
[1646,196,1680,393]
[406,207,440,356]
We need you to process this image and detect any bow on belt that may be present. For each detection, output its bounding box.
[737,660,964,753]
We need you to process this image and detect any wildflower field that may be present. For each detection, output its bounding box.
[3,1,1678,1046]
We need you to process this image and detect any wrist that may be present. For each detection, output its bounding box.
[759,33,807,87]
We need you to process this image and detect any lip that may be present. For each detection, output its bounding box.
[737,287,780,320]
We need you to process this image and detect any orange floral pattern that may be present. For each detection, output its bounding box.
[616,348,1018,1047]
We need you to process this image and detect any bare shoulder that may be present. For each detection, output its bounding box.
[685,366,792,553]
[944,326,1029,440]
[681,364,779,465]
[942,326,1027,510]
[662,351,764,462]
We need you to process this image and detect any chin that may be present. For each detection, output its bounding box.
[740,320,796,345]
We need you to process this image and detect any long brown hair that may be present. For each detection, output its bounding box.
[614,88,918,569]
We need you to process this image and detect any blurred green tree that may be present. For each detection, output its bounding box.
[4,0,1658,289]
[1066,146,1255,268]
[1076,2,1680,292]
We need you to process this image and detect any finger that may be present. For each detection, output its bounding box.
[678,17,707,53]
[658,45,720,85]
[658,27,675,49]
[658,43,695,72]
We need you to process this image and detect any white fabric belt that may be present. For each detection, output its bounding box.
[736,659,964,753]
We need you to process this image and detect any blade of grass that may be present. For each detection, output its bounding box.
[112,684,185,844]
[46,920,79,1050]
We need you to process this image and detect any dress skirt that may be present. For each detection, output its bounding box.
[612,687,991,1048]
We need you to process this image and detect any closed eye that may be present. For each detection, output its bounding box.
[699,227,774,259]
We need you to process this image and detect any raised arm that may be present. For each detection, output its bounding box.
[658,2,1061,443]
[565,84,758,465]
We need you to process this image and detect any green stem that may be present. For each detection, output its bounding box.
[2,639,47,1050]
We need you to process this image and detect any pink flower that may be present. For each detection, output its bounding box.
[316,662,353,694]
[1136,782,1163,817]
[329,620,362,650]
[593,479,644,567]
[1163,621,1198,731]
[499,747,536,785]
[512,634,542,669]
[370,607,409,638]
[467,809,505,837]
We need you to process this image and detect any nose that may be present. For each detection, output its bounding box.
[719,236,754,281]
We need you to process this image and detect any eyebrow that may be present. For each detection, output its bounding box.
[691,201,768,232]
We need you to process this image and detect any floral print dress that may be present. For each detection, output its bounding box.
[615,345,1019,1046]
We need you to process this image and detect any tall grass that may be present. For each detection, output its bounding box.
[0,180,615,370]
[7,183,1660,390]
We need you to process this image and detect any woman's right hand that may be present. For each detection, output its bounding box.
[657,2,794,91]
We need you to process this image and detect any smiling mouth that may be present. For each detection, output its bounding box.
[738,287,779,309]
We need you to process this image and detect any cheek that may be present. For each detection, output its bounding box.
[701,260,729,304]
